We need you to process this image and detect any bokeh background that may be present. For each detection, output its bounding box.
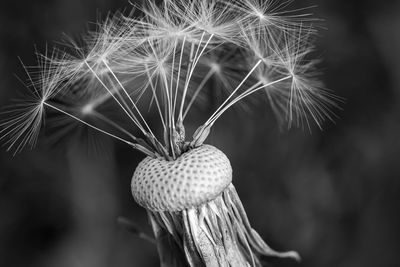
[1,0,399,266]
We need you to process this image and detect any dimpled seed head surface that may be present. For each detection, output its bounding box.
[131,145,232,212]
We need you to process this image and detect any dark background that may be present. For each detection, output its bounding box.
[1,0,399,266]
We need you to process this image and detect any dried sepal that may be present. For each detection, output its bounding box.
[148,184,300,267]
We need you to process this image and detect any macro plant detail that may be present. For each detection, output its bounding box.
[0,0,339,266]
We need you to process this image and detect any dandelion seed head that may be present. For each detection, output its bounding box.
[3,1,339,265]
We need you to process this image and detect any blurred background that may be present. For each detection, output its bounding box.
[0,0,399,266]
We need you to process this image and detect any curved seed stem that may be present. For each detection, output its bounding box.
[205,60,262,126]
[44,102,135,146]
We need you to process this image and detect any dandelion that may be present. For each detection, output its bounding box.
[1,0,339,265]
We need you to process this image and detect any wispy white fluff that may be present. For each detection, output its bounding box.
[1,0,338,157]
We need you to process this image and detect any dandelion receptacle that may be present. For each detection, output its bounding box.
[1,0,339,266]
